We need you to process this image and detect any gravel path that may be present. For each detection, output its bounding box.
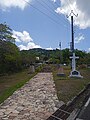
[0,73,62,120]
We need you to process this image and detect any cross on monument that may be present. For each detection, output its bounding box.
[70,53,79,71]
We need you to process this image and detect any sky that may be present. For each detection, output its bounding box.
[0,0,90,52]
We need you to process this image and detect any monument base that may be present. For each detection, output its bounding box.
[57,65,65,77]
[28,65,35,74]
[57,73,66,77]
[69,70,83,78]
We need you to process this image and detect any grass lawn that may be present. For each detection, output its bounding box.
[0,69,37,104]
[0,64,90,105]
[52,65,90,103]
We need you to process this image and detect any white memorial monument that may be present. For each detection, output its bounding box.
[69,53,83,78]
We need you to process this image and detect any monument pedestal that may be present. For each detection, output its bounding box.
[28,65,35,74]
[69,70,83,78]
[57,65,65,77]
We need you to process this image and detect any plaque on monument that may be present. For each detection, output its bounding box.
[72,70,79,75]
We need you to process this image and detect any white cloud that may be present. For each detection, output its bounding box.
[12,30,41,50]
[19,42,41,50]
[12,34,21,43]
[75,33,85,43]
[12,30,33,43]
[46,47,53,50]
[51,0,57,2]
[0,0,31,10]
[88,48,90,52]
[55,0,90,29]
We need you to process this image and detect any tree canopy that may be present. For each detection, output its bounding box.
[0,23,15,43]
[0,23,20,74]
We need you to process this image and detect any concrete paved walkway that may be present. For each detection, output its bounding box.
[0,73,61,120]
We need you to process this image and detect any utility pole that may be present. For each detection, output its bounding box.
[71,15,74,52]
[68,10,77,52]
[59,42,62,64]
[68,10,83,78]
[59,41,61,50]
[57,42,65,77]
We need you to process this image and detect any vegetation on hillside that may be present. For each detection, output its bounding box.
[0,40,21,74]
[0,22,90,75]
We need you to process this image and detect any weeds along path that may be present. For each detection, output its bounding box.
[0,73,61,120]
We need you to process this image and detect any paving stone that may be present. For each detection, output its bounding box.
[0,112,4,116]
[4,110,12,115]
[0,73,62,120]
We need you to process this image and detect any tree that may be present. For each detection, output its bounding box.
[0,40,21,74]
[62,48,70,64]
[20,50,36,68]
[0,23,21,74]
[0,23,15,43]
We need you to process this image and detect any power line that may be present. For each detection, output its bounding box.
[37,0,68,26]
[50,0,72,45]
[39,0,69,27]
[23,0,69,29]
[36,0,61,21]
[67,0,77,14]
[68,0,77,14]
[68,0,74,11]
[47,0,70,49]
[23,0,60,25]
[65,0,72,10]
[51,1,59,8]
[47,0,57,9]
[54,0,61,7]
